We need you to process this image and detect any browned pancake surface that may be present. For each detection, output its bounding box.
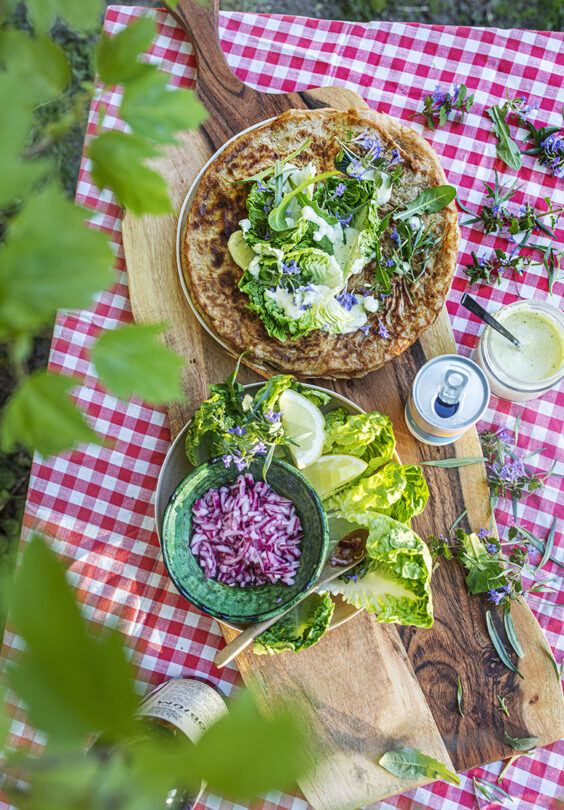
[181,108,460,378]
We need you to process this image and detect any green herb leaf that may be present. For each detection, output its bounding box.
[457,675,464,718]
[96,15,156,84]
[7,535,139,742]
[503,731,538,751]
[0,372,102,457]
[91,323,185,405]
[504,606,525,658]
[486,105,522,171]
[419,456,486,468]
[0,185,114,339]
[497,753,525,783]
[449,508,468,533]
[536,514,557,572]
[88,131,172,215]
[394,185,456,221]
[379,747,460,786]
[485,610,524,679]
[496,694,510,717]
[268,171,339,231]
[473,776,515,802]
[120,70,207,145]
[24,0,103,33]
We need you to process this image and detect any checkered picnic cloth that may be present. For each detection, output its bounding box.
[3,6,563,809]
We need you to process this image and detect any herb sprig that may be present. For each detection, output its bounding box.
[486,94,537,170]
[411,83,474,131]
[522,108,564,178]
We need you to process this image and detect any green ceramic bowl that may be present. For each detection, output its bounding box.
[161,457,329,624]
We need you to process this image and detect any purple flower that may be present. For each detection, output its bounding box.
[359,324,371,335]
[452,83,460,103]
[222,454,233,468]
[331,182,347,199]
[336,291,358,311]
[257,179,267,191]
[391,227,400,246]
[378,319,390,338]
[477,527,489,539]
[300,303,312,311]
[265,408,281,423]
[488,588,506,605]
[388,148,403,167]
[519,100,539,119]
[338,213,354,226]
[227,425,247,437]
[540,134,564,177]
[251,441,267,455]
[431,84,446,108]
[495,457,525,484]
[347,158,368,179]
[233,456,248,472]
[385,258,395,268]
[302,281,316,292]
[491,204,502,216]
[380,292,389,301]
[495,426,512,443]
[487,543,498,555]
[263,204,269,215]
[282,259,299,274]
[352,131,382,157]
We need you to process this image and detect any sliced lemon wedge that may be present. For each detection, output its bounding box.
[302,454,368,497]
[278,389,325,469]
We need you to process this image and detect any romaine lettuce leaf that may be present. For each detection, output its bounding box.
[322,512,433,628]
[322,408,395,470]
[288,247,343,290]
[325,462,428,524]
[253,592,335,654]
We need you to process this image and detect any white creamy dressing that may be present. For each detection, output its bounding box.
[362,294,379,313]
[489,305,564,382]
[266,283,332,320]
[301,205,343,244]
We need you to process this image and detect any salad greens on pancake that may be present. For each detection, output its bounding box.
[186,365,433,655]
[227,130,455,342]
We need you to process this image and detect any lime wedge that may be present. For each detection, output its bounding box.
[302,454,368,496]
[278,389,325,469]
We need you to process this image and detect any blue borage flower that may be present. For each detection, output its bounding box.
[336,290,358,311]
[487,543,498,555]
[539,133,564,178]
[359,324,370,336]
[477,527,489,539]
[265,408,281,423]
[227,425,247,437]
[281,259,299,274]
[222,453,248,471]
[338,212,354,226]
[488,585,511,605]
[412,82,474,131]
[330,181,347,199]
[251,441,267,455]
[378,319,390,338]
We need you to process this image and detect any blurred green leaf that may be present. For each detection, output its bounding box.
[0,685,10,753]
[91,323,185,404]
[89,131,172,215]
[95,16,155,85]
[0,372,101,457]
[121,71,207,144]
[0,185,114,338]
[0,30,71,105]
[191,691,307,798]
[7,535,139,742]
[0,74,50,208]
[23,0,103,33]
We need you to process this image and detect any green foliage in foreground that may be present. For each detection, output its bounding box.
[1,536,308,808]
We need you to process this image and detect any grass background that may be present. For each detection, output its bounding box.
[1,0,563,633]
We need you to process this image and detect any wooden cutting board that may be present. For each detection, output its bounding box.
[122,2,564,807]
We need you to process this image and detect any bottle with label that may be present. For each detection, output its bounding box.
[135,678,229,809]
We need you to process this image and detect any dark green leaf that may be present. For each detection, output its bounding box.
[486,105,522,171]
[394,185,456,220]
[0,372,102,457]
[0,185,114,338]
[91,323,185,404]
[96,16,156,85]
[379,747,460,785]
[449,508,468,533]
[7,535,139,741]
[503,730,538,751]
[419,456,487,468]
[88,131,172,215]
[536,515,557,572]
[485,610,524,679]
[503,606,524,658]
[120,70,207,144]
[456,675,464,718]
[23,0,103,33]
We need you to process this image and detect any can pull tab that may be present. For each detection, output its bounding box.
[434,369,469,418]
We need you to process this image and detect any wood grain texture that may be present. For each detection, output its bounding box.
[121,2,564,806]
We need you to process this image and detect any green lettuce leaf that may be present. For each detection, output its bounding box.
[322,408,395,471]
[322,513,433,628]
[455,529,509,594]
[254,592,334,654]
[384,463,429,524]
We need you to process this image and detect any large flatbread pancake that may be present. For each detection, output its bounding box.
[181,108,460,378]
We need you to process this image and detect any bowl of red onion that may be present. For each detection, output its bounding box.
[161,456,329,624]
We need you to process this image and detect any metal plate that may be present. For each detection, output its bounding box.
[155,381,366,632]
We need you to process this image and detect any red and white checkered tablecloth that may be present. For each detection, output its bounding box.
[3,6,563,809]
